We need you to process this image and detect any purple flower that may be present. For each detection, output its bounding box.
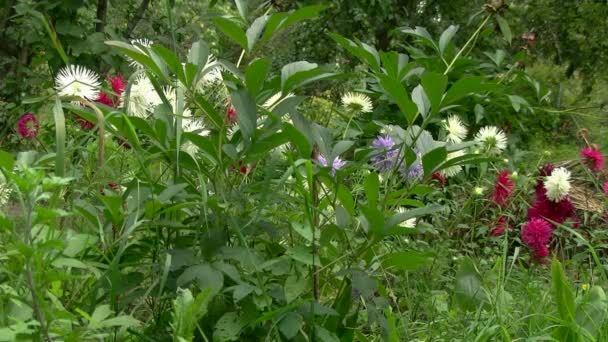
[317,154,346,175]
[402,148,423,182]
[371,135,399,172]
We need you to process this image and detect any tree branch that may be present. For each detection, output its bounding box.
[125,0,151,38]
[96,0,108,33]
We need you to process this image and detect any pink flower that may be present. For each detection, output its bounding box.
[603,182,608,196]
[581,147,605,173]
[108,74,126,96]
[226,105,237,125]
[490,216,509,236]
[490,170,514,207]
[96,92,114,107]
[16,113,39,139]
[521,218,553,258]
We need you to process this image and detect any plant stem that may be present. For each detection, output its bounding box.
[444,14,492,75]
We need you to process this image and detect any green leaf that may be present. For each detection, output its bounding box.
[285,246,322,267]
[53,98,66,177]
[283,123,311,157]
[411,85,429,117]
[377,74,418,123]
[421,72,448,115]
[213,312,247,342]
[384,204,444,232]
[576,286,608,338]
[422,146,447,177]
[245,58,271,96]
[496,15,512,45]
[212,17,247,50]
[400,26,438,52]
[285,274,308,303]
[279,312,303,340]
[315,325,340,342]
[551,259,576,322]
[280,61,335,93]
[361,205,384,238]
[151,45,185,84]
[0,151,14,171]
[337,184,355,215]
[439,25,459,55]
[246,15,269,51]
[443,76,495,105]
[105,41,167,80]
[382,251,433,271]
[454,259,487,311]
[177,263,224,295]
[364,172,379,208]
[329,33,380,72]
[234,0,247,20]
[230,88,257,142]
[263,5,326,42]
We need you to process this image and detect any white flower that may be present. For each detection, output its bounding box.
[473,186,486,196]
[55,65,101,100]
[129,39,153,68]
[163,87,193,117]
[444,115,468,143]
[396,207,416,228]
[544,167,571,202]
[475,126,507,155]
[182,116,209,155]
[341,92,373,113]
[440,150,465,178]
[124,75,161,118]
[262,92,295,110]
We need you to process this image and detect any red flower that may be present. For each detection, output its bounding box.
[108,74,126,96]
[108,182,120,190]
[16,113,39,139]
[96,92,114,107]
[539,163,554,177]
[521,218,553,258]
[226,105,237,125]
[528,195,576,228]
[581,147,605,173]
[603,182,608,196]
[431,172,446,186]
[490,216,509,236]
[490,170,514,207]
[76,115,95,130]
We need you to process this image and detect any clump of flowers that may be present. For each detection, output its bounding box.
[16,113,40,139]
[490,169,514,207]
[129,38,153,68]
[317,154,346,175]
[78,74,127,129]
[580,147,605,173]
[371,135,399,172]
[124,75,161,118]
[341,92,373,113]
[521,218,553,259]
[444,115,468,143]
[475,126,507,155]
[55,65,101,101]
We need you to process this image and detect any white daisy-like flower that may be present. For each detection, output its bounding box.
[55,65,101,100]
[341,92,373,113]
[124,75,161,118]
[440,150,465,178]
[0,172,11,208]
[396,207,416,228]
[129,39,153,68]
[474,126,507,155]
[444,115,468,143]
[544,167,571,202]
[262,92,295,110]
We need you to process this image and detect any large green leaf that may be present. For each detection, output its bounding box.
[382,251,433,271]
[245,58,270,96]
[246,14,269,51]
[280,61,335,93]
[212,17,247,50]
[213,312,247,342]
[329,32,380,72]
[576,286,608,339]
[551,259,576,322]
[496,15,512,45]
[262,5,326,42]
[439,25,459,55]
[230,88,257,142]
[453,259,487,311]
[421,72,448,115]
[443,76,495,105]
[422,146,447,177]
[377,74,418,123]
[278,312,303,340]
[364,172,379,208]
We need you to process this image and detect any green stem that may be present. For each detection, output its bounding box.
[444,14,492,75]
